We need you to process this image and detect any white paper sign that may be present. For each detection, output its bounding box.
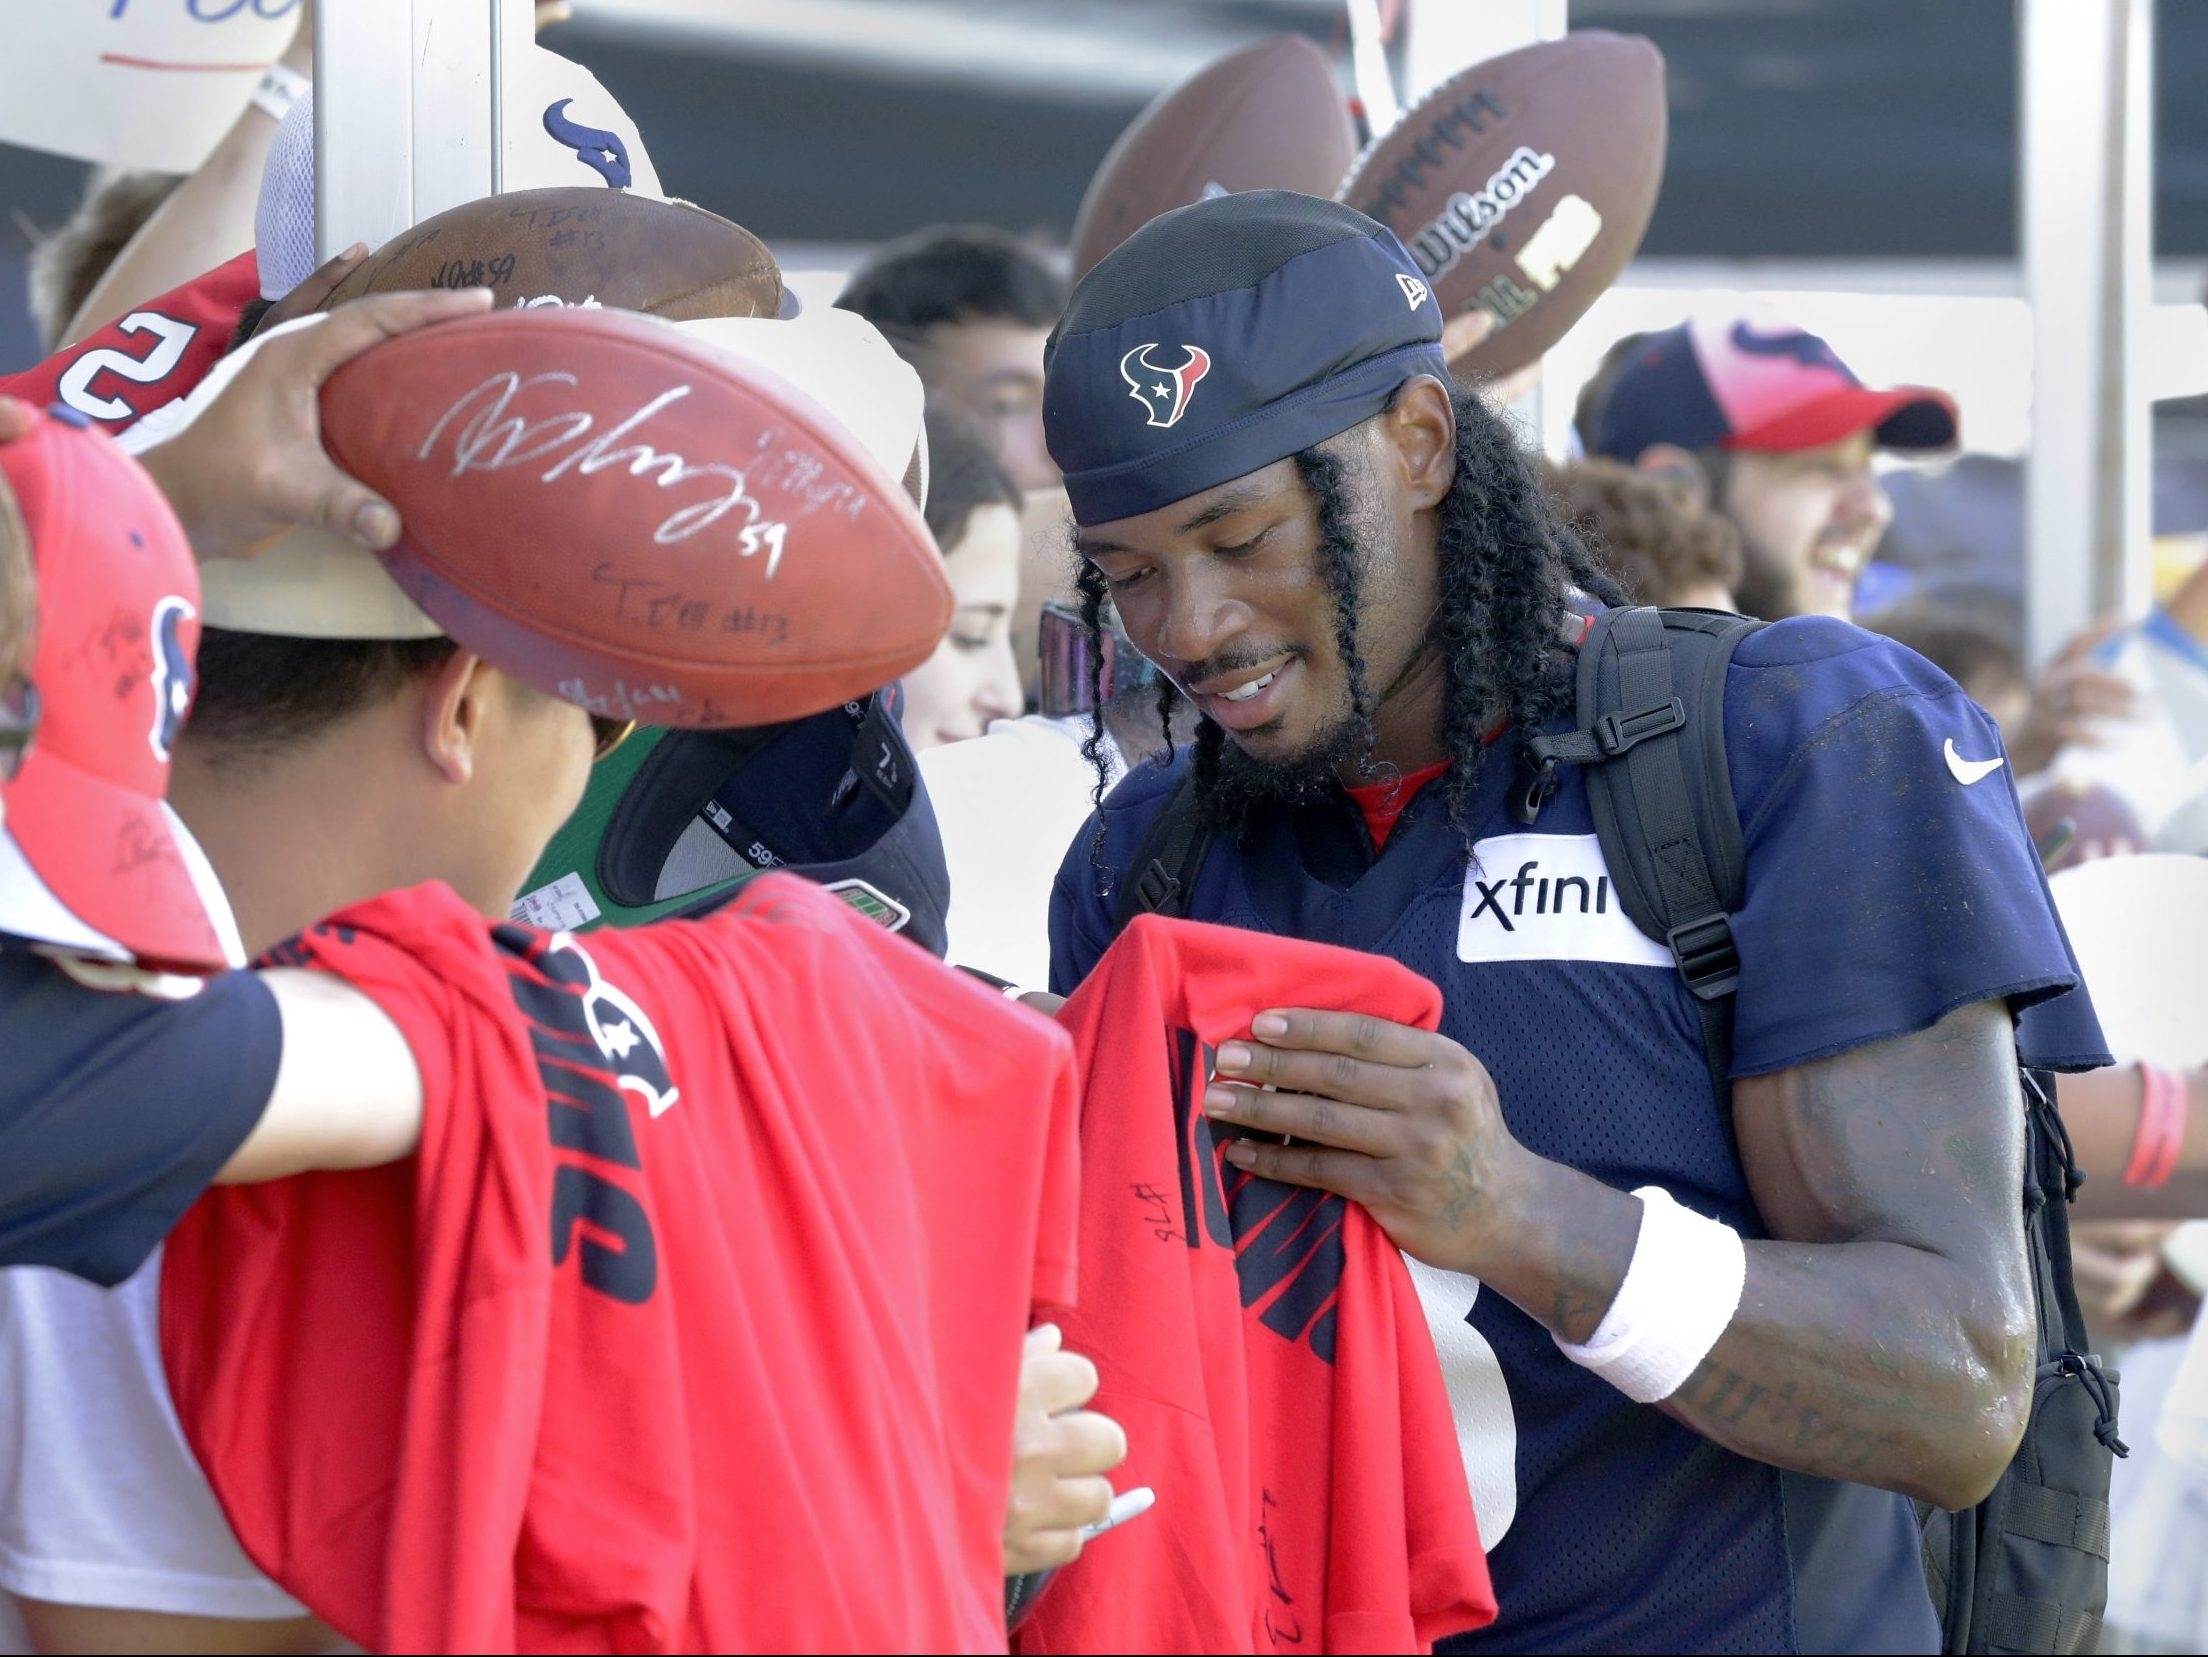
[510,871,603,934]
[0,0,301,171]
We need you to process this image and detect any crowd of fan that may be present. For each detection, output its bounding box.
[1,11,2206,1656]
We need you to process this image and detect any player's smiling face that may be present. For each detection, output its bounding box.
[1076,391,1450,775]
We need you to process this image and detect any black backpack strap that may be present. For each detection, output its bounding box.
[1525,607,1765,1104]
[1111,771,1215,933]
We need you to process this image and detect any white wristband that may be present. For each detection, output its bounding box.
[250,62,310,123]
[1554,1185,1746,1404]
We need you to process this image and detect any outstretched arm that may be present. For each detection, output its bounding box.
[1204,997,2035,1511]
[214,969,423,1184]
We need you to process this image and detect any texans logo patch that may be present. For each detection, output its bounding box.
[1120,343,1212,430]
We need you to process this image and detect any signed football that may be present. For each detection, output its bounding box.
[1069,34,1357,281]
[323,187,783,320]
[1339,32,1666,379]
[318,307,950,728]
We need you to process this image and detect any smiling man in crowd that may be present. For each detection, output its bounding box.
[1582,315,1957,622]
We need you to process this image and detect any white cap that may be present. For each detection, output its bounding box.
[256,89,320,304]
[141,309,926,640]
[252,47,666,304]
[674,310,928,508]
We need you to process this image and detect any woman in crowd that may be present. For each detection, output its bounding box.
[900,406,1027,752]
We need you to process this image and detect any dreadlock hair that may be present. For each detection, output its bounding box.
[1080,380,1626,890]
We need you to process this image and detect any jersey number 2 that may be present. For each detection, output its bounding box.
[56,312,199,423]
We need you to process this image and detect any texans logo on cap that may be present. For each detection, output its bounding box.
[1726,321,1854,380]
[542,97,633,189]
[1120,343,1212,430]
[148,595,196,762]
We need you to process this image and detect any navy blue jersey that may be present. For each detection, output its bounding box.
[0,948,279,1286]
[1050,618,2108,1654]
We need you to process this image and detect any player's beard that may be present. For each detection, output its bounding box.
[1195,506,1413,826]
[1199,693,1370,822]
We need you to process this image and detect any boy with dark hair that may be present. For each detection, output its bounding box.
[838,225,1069,490]
[0,303,1123,1652]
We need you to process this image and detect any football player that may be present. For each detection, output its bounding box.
[1043,192,2108,1651]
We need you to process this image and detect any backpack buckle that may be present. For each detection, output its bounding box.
[1594,697,1687,757]
[1513,756,1559,826]
[1130,859,1182,914]
[1666,913,1740,1001]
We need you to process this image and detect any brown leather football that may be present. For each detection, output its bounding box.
[324,187,782,320]
[319,307,949,729]
[1070,35,1357,282]
[1339,32,1667,380]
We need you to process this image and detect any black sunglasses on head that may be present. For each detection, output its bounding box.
[0,678,37,784]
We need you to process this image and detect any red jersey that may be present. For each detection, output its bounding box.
[2,251,257,429]
[1020,915,1494,1655]
[160,874,1079,1654]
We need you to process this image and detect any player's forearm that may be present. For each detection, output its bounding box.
[1661,1242,2031,1508]
[1480,1151,2032,1510]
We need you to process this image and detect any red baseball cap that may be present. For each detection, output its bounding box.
[0,404,230,973]
[1590,316,1959,460]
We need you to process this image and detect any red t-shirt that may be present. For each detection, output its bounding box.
[1019,915,1494,1655]
[1343,761,1452,852]
[2,250,257,429]
[160,874,1079,1655]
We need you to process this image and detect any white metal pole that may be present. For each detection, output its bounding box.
[2021,0,2154,665]
[2113,0,2154,626]
[316,0,531,262]
[1403,0,1567,103]
[314,0,414,260]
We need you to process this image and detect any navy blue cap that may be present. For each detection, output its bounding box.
[1043,191,1448,526]
[1589,318,1958,461]
[516,689,952,957]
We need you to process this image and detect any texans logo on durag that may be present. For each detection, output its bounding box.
[1120,343,1212,429]
[1456,833,1670,967]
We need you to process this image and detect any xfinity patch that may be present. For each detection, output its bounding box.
[1456,833,1670,967]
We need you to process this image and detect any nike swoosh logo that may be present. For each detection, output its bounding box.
[1944,738,2006,786]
